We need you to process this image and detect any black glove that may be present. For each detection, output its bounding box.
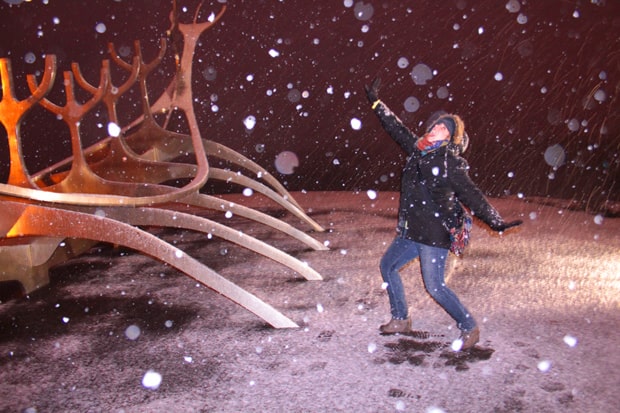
[491,220,523,232]
[364,77,381,104]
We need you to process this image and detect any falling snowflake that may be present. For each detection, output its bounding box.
[142,370,162,390]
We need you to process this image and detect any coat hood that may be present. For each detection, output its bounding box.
[428,113,469,154]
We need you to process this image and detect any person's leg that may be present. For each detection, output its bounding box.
[379,236,420,319]
[416,243,477,332]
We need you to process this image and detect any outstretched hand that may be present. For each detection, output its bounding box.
[492,220,523,233]
[365,77,381,104]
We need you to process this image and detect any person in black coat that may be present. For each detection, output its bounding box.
[365,78,522,350]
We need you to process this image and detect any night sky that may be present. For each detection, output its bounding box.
[1,0,618,212]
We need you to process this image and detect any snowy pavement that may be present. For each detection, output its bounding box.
[0,192,618,412]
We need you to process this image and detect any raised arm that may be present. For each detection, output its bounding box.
[365,78,418,154]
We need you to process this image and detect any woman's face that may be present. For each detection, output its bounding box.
[426,122,451,142]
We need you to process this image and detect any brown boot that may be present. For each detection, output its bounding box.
[458,326,480,350]
[379,317,412,334]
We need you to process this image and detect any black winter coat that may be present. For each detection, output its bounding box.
[373,102,507,249]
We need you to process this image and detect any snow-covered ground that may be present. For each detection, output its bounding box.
[0,191,618,412]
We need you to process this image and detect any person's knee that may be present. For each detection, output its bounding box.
[424,281,446,299]
[379,257,393,276]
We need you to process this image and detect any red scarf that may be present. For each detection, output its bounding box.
[416,134,447,155]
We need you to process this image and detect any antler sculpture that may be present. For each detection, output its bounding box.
[1,55,56,189]
[0,1,327,329]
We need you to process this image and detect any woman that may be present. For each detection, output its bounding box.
[365,78,522,350]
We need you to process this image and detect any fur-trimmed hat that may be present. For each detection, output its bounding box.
[428,113,468,153]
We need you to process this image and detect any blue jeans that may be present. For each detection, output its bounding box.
[379,236,477,331]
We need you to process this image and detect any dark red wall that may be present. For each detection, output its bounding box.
[1,0,618,211]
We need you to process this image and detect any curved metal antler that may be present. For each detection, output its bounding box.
[2,200,298,328]
[16,61,200,206]
[109,38,167,123]
[145,4,323,231]
[26,65,110,193]
[69,205,323,280]
[71,57,199,185]
[0,55,57,188]
[71,58,139,123]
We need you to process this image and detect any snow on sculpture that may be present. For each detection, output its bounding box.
[0,2,327,328]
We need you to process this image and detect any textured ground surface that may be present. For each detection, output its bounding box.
[1,192,618,412]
